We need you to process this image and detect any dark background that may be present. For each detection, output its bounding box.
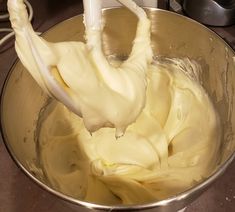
[0,0,235,211]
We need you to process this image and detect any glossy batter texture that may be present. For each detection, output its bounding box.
[38,58,221,205]
[8,0,152,138]
[8,0,221,205]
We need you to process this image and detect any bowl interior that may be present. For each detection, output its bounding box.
[1,8,235,211]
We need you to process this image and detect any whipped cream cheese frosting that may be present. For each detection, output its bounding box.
[38,58,221,205]
[8,0,152,137]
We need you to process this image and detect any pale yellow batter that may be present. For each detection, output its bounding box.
[38,58,221,205]
[8,0,221,205]
[8,0,152,138]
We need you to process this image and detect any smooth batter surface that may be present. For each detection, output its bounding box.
[8,0,152,138]
[8,0,221,205]
[38,58,221,205]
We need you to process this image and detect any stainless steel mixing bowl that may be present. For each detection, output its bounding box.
[1,8,235,212]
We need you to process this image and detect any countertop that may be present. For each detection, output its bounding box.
[0,0,235,211]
